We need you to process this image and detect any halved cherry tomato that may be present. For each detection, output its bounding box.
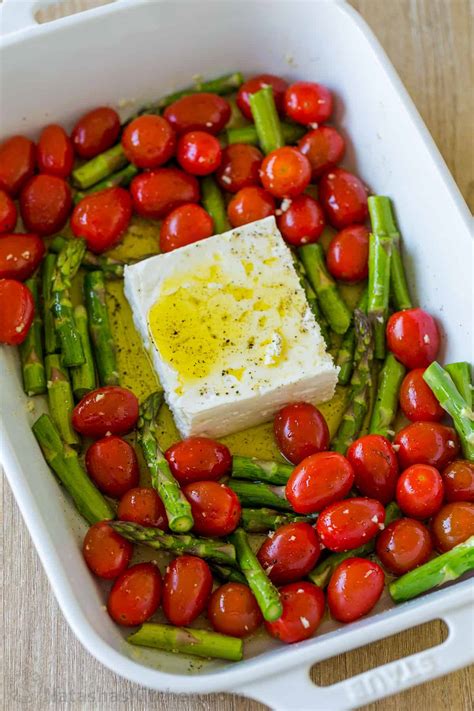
[162,555,213,626]
[85,436,139,498]
[177,130,222,175]
[316,497,385,552]
[284,81,333,125]
[208,583,263,637]
[386,308,439,369]
[72,386,139,438]
[0,190,17,232]
[265,581,325,644]
[327,558,384,623]
[183,480,241,537]
[216,143,263,193]
[257,522,321,584]
[130,168,200,220]
[276,194,325,246]
[442,460,474,502]
[260,147,311,198]
[298,127,346,180]
[227,186,275,227]
[0,279,34,345]
[72,106,120,159]
[165,437,231,484]
[286,452,354,514]
[319,169,368,229]
[393,422,460,470]
[107,562,162,626]
[396,464,444,519]
[0,234,45,281]
[121,114,176,169]
[236,74,288,120]
[376,518,432,575]
[82,521,133,579]
[159,203,213,253]
[163,93,231,135]
[346,434,399,504]
[37,124,74,178]
[326,225,370,282]
[274,402,330,464]
[0,135,36,196]
[431,501,474,552]
[399,368,444,422]
[20,175,71,236]
[118,487,168,530]
[71,187,132,253]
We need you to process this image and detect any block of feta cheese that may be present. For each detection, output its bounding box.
[124,216,338,438]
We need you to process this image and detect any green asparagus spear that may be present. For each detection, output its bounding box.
[72,144,128,189]
[249,86,284,154]
[389,535,474,603]
[228,480,293,511]
[51,239,86,367]
[423,362,474,460]
[211,564,248,585]
[138,392,193,532]
[201,176,230,234]
[32,414,114,523]
[227,122,305,146]
[241,508,314,534]
[230,528,282,621]
[45,354,79,446]
[367,213,392,359]
[83,271,119,386]
[336,288,368,385]
[50,236,145,280]
[292,254,331,345]
[73,163,138,203]
[42,253,60,354]
[369,353,406,438]
[299,243,351,334]
[231,455,293,485]
[445,362,473,408]
[70,305,96,399]
[128,623,243,661]
[111,522,235,566]
[152,71,244,111]
[19,277,46,395]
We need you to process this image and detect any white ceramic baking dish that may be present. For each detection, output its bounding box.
[1,0,473,708]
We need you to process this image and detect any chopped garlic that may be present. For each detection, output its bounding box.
[300,616,310,629]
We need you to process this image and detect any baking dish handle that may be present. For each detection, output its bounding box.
[0,0,125,37]
[232,599,474,710]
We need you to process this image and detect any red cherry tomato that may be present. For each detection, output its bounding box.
[326,225,370,282]
[260,147,311,199]
[20,175,71,236]
[298,127,346,180]
[0,234,45,281]
[208,583,263,637]
[165,437,231,485]
[162,555,213,626]
[274,402,330,464]
[71,187,132,253]
[0,190,17,232]
[319,169,368,229]
[442,460,474,503]
[396,464,444,519]
[37,124,74,178]
[72,106,120,159]
[159,203,213,253]
[130,168,200,220]
[316,497,385,552]
[376,518,432,575]
[183,480,241,536]
[82,521,133,579]
[327,558,384,623]
[216,143,263,193]
[0,135,36,196]
[284,82,333,125]
[118,487,168,530]
[121,114,176,169]
[72,386,139,438]
[431,502,474,552]
[386,308,440,369]
[227,186,275,227]
[0,279,34,345]
[85,436,139,498]
[399,368,444,422]
[163,93,231,135]
[276,194,325,246]
[265,581,325,644]
[393,422,460,470]
[107,562,162,626]
[236,74,288,120]
[257,522,321,584]
[176,130,222,176]
[286,452,354,514]
[346,434,399,504]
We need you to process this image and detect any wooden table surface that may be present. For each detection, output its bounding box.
[2,1,473,709]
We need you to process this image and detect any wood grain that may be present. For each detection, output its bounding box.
[2,1,473,710]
